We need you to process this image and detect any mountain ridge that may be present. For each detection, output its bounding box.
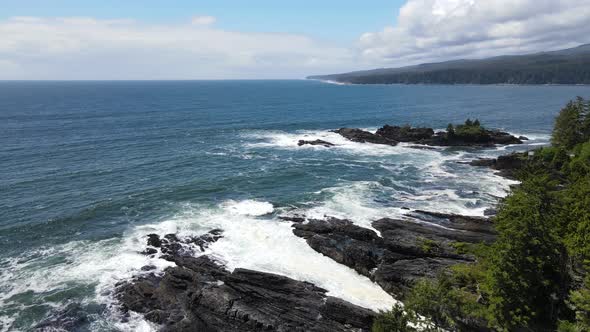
[308,44,590,85]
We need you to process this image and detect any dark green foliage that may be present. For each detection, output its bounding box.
[417,237,440,254]
[453,119,489,142]
[568,277,590,330]
[552,99,587,150]
[447,123,455,136]
[373,98,590,332]
[405,273,483,329]
[372,304,417,332]
[485,176,569,329]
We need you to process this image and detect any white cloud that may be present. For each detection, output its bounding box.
[191,16,216,26]
[359,0,590,66]
[0,16,353,79]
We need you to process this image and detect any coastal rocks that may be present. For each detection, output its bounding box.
[117,231,376,331]
[470,153,526,179]
[375,125,435,142]
[332,128,398,146]
[141,230,223,257]
[291,213,495,296]
[298,139,335,147]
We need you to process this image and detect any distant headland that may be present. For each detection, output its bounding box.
[308,44,590,85]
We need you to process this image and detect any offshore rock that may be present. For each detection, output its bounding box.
[333,128,398,146]
[297,139,335,147]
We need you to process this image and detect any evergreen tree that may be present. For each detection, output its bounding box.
[485,175,569,330]
[447,123,455,136]
[552,99,585,149]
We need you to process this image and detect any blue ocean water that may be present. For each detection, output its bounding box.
[1,80,589,330]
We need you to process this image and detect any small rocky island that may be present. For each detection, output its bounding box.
[332,119,524,147]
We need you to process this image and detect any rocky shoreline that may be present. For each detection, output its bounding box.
[115,232,376,332]
[108,124,527,331]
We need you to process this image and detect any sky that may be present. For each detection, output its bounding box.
[1,0,589,79]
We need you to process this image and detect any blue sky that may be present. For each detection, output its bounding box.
[1,0,406,43]
[1,0,589,79]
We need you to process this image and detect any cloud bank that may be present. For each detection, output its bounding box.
[0,16,352,79]
[1,1,590,79]
[359,0,590,66]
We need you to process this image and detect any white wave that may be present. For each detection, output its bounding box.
[221,200,274,216]
[0,200,397,331]
[170,201,398,311]
[244,129,417,157]
[315,79,349,86]
[0,234,175,331]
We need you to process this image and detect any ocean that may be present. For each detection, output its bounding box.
[1,80,589,331]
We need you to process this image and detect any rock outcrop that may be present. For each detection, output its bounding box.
[469,153,526,179]
[291,212,495,297]
[332,128,398,146]
[116,230,376,331]
[375,125,435,142]
[298,139,335,147]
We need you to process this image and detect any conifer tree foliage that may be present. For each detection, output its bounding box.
[373,98,590,331]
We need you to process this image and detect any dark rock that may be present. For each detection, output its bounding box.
[116,231,375,331]
[519,136,529,141]
[298,139,335,147]
[335,125,522,148]
[469,158,496,167]
[422,130,523,147]
[147,234,162,247]
[333,128,398,146]
[376,125,434,142]
[469,152,526,179]
[119,261,375,332]
[142,248,158,256]
[291,214,495,297]
[184,229,224,251]
[484,208,498,216]
[279,215,307,223]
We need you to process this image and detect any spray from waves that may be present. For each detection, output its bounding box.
[243,128,519,219]
[0,200,397,331]
[164,200,397,311]
[243,129,415,157]
[0,234,171,331]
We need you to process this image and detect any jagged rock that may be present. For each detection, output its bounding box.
[519,136,530,141]
[117,230,375,331]
[298,139,335,147]
[333,128,398,146]
[469,158,496,167]
[279,215,307,223]
[469,152,526,179]
[142,230,223,257]
[291,213,494,297]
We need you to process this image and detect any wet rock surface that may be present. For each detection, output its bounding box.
[117,230,376,331]
[291,212,495,296]
[297,139,335,147]
[332,128,398,146]
[469,153,526,179]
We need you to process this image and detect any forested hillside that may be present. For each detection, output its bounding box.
[310,44,590,85]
